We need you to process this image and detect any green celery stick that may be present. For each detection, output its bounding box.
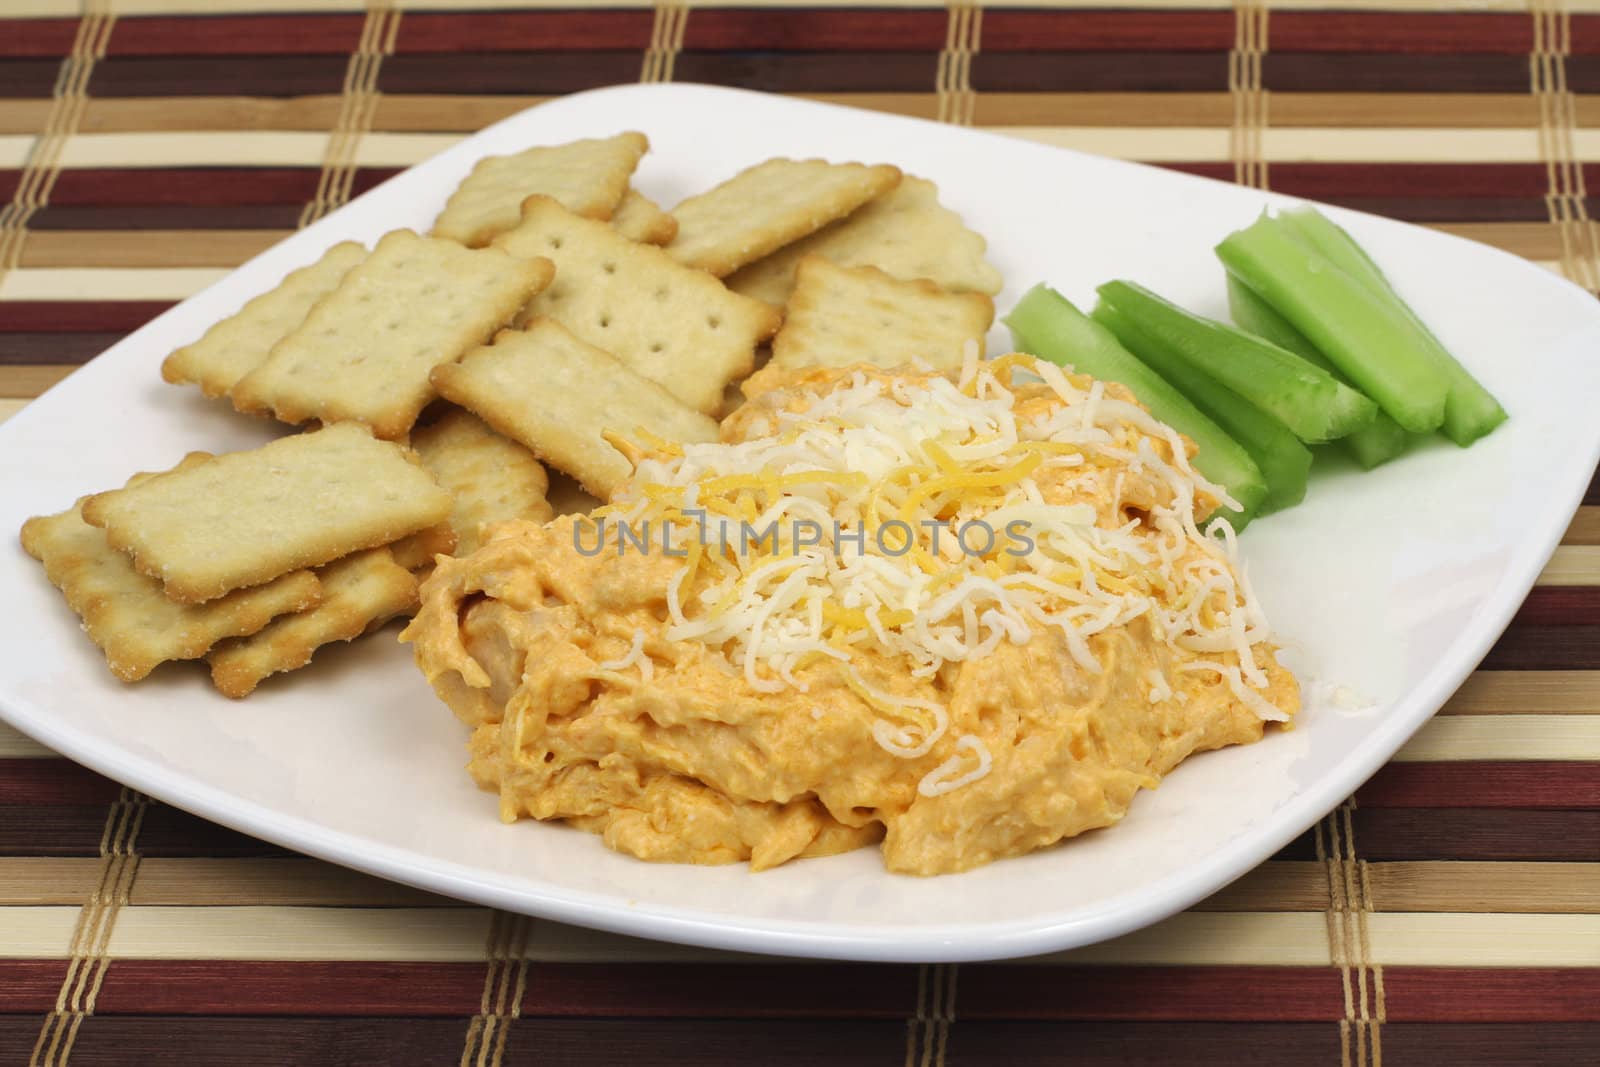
[1216,214,1449,434]
[1226,272,1409,470]
[1277,206,1507,446]
[1094,280,1376,443]
[1092,297,1311,514]
[1004,283,1267,527]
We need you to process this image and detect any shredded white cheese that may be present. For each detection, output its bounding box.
[595,627,653,682]
[609,356,1286,795]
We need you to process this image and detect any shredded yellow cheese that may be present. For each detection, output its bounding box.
[613,358,1286,797]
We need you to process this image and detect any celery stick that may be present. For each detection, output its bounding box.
[1092,298,1311,514]
[1277,206,1507,446]
[1004,284,1267,526]
[1216,215,1449,434]
[1095,280,1375,443]
[1226,273,1409,470]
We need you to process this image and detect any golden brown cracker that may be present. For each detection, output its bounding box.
[724,176,1003,307]
[432,319,720,501]
[161,242,369,399]
[431,131,648,247]
[611,188,677,245]
[231,230,552,440]
[81,423,452,605]
[663,158,902,278]
[495,197,778,413]
[207,547,418,698]
[411,408,553,556]
[750,256,994,395]
[389,521,457,571]
[21,455,323,682]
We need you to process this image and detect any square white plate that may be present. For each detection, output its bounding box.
[1,85,1596,963]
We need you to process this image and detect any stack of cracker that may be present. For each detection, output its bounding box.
[418,147,1003,508]
[23,424,452,697]
[33,131,1009,701]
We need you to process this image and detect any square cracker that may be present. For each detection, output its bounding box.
[432,131,648,247]
[231,229,552,440]
[161,241,369,399]
[749,256,994,395]
[82,423,453,605]
[411,408,553,557]
[663,158,902,278]
[495,197,779,414]
[611,188,677,246]
[207,547,419,699]
[724,176,1003,307]
[21,455,322,682]
[432,319,720,501]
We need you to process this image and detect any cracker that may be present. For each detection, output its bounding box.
[161,241,369,399]
[389,521,457,572]
[750,256,994,395]
[663,158,902,278]
[231,230,552,440]
[432,132,648,247]
[495,197,779,413]
[411,408,553,557]
[611,188,677,245]
[724,176,1003,307]
[81,423,453,604]
[21,455,323,682]
[207,547,418,698]
[432,319,719,501]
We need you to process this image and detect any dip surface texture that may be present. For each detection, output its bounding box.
[404,360,1299,875]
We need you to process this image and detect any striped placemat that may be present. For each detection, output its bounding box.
[2,4,1598,1065]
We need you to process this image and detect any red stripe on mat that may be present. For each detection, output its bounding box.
[91,961,490,1016]
[89,56,350,99]
[0,168,401,207]
[1383,968,1600,1022]
[1163,163,1561,199]
[1357,763,1600,809]
[0,302,175,333]
[683,8,949,52]
[1484,625,1600,671]
[111,15,367,57]
[0,960,72,1014]
[1,334,137,365]
[1355,808,1600,862]
[957,966,1342,1022]
[0,759,122,806]
[1512,588,1600,628]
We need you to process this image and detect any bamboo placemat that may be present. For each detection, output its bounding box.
[2,3,1598,1065]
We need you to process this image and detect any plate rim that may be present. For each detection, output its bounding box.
[1,82,1596,963]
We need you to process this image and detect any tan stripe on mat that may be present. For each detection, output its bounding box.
[1201,860,1600,915]
[1567,507,1600,545]
[3,857,1594,914]
[20,127,1600,169]
[1537,544,1600,585]
[10,223,1587,272]
[14,93,1600,137]
[1443,671,1600,714]
[15,230,287,269]
[1394,714,1600,761]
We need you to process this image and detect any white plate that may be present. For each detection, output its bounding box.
[1,85,1596,963]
